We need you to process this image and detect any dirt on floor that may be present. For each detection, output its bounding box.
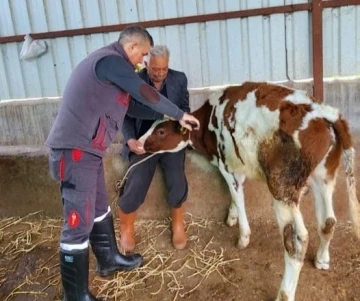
[0,212,359,301]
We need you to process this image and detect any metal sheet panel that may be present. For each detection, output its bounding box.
[323,5,360,77]
[0,0,359,100]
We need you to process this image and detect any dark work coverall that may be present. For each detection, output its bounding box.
[119,68,190,213]
[45,42,185,251]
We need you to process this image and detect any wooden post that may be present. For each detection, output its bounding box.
[312,0,324,102]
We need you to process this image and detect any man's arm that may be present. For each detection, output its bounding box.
[122,114,145,155]
[122,114,136,143]
[126,99,163,120]
[96,55,183,120]
[179,74,190,113]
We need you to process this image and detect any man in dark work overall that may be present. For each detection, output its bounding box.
[45,26,199,301]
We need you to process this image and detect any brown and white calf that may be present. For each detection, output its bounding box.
[139,82,360,301]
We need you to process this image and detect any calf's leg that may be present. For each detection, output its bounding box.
[273,199,309,301]
[309,171,337,270]
[219,168,251,249]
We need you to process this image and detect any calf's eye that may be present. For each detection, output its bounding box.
[157,129,165,136]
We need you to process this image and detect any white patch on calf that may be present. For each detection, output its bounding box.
[312,148,337,202]
[285,89,312,105]
[152,140,188,154]
[284,91,339,135]
[315,104,339,123]
[329,126,336,142]
[211,98,241,171]
[292,131,301,149]
[230,91,279,178]
[235,91,280,138]
[209,89,280,179]
[299,103,339,131]
[208,86,227,106]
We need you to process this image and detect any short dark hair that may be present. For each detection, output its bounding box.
[145,29,154,47]
[118,25,153,46]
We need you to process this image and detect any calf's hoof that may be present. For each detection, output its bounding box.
[226,216,238,227]
[315,259,330,270]
[236,235,250,249]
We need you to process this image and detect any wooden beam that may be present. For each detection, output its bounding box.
[0,3,311,44]
[312,0,324,102]
[323,0,360,8]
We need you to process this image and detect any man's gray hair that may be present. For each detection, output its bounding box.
[149,45,170,58]
[118,25,153,46]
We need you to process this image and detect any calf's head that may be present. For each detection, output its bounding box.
[139,120,191,153]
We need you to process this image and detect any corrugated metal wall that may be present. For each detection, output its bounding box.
[0,0,359,100]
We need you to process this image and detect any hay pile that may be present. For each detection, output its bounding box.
[0,212,238,301]
[0,212,62,300]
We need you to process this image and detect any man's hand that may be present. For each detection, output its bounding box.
[179,113,200,131]
[127,139,146,155]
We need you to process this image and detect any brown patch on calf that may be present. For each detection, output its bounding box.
[255,84,294,111]
[201,130,218,160]
[221,90,245,164]
[322,217,336,235]
[211,108,218,129]
[283,223,308,261]
[219,82,264,104]
[283,224,296,257]
[332,116,353,149]
[279,102,312,136]
[217,83,262,167]
[298,119,332,167]
[324,133,342,178]
[191,101,218,160]
[218,145,225,163]
[325,117,353,177]
[213,141,230,172]
[233,176,239,190]
[232,138,243,164]
[258,131,311,204]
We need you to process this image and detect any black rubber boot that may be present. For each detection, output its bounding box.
[60,248,100,301]
[89,214,143,277]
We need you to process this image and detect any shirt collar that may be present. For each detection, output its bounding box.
[112,42,132,66]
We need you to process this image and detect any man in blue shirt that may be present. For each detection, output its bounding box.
[119,45,190,252]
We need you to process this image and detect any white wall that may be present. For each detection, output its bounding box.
[0,0,359,100]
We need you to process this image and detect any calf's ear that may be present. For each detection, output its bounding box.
[175,122,187,134]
